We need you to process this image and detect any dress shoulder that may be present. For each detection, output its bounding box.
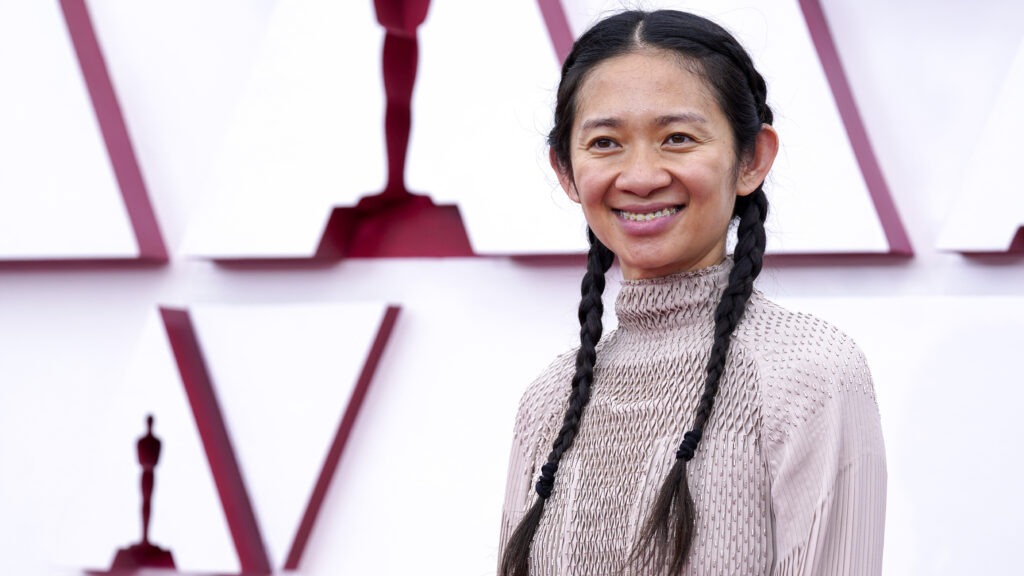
[732,291,879,445]
[734,292,887,574]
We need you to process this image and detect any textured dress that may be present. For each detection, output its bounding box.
[498,260,886,575]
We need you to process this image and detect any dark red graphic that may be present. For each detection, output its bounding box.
[60,0,166,263]
[109,414,176,570]
[798,0,912,255]
[283,305,401,570]
[537,0,574,61]
[160,305,400,572]
[160,308,270,573]
[314,0,475,260]
[1010,229,1024,253]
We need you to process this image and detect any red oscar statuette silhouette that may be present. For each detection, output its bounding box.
[111,414,176,569]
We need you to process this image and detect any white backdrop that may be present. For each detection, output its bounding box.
[1,1,1023,575]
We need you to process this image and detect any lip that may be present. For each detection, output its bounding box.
[614,202,682,214]
[613,203,684,235]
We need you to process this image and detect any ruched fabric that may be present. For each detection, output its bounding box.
[498,259,886,575]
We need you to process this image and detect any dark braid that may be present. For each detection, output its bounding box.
[631,186,769,573]
[501,229,614,576]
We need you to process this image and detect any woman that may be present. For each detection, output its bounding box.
[498,10,886,576]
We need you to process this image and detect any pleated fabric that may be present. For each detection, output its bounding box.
[498,259,886,575]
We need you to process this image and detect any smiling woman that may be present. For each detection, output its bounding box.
[557,49,778,279]
[498,10,886,576]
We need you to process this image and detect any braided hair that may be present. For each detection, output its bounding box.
[502,10,773,575]
[502,229,614,576]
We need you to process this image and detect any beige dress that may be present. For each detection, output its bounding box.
[499,260,886,575]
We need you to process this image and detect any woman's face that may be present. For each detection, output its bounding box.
[555,50,771,280]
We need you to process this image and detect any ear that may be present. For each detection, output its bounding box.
[550,148,579,203]
[736,124,779,196]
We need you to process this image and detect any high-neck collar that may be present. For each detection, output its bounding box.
[614,258,732,332]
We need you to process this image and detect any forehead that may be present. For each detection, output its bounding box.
[574,50,722,125]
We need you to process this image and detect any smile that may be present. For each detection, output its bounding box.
[615,206,682,222]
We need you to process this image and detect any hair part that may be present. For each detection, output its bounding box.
[502,9,773,574]
[548,11,771,175]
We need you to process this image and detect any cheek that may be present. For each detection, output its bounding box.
[686,165,740,209]
[572,168,611,205]
[697,194,738,236]
[683,173,740,236]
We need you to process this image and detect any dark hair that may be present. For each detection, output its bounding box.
[501,9,773,576]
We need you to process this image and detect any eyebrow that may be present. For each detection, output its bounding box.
[578,112,708,132]
[579,117,622,132]
[656,112,707,126]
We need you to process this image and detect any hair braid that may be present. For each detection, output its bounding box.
[712,39,773,127]
[694,188,768,429]
[632,187,769,573]
[501,229,614,576]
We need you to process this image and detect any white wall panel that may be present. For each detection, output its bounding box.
[181,1,386,259]
[190,302,394,570]
[85,0,275,253]
[407,0,589,254]
[937,37,1024,252]
[0,2,136,258]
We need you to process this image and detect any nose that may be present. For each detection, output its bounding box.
[615,147,671,196]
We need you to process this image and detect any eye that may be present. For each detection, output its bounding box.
[665,133,693,146]
[588,137,619,150]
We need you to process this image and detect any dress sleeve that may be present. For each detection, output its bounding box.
[496,396,541,562]
[495,351,573,569]
[768,344,887,575]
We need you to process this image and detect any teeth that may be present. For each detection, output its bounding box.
[618,206,680,222]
